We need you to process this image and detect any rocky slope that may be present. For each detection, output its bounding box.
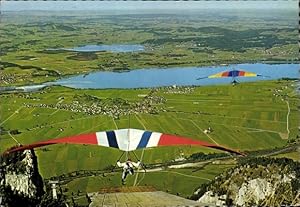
[191,157,300,206]
[0,149,44,207]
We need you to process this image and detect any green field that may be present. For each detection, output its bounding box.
[62,163,234,199]
[273,150,300,161]
[1,81,298,185]
[0,11,298,86]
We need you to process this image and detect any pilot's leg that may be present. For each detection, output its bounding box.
[122,170,127,182]
[129,168,134,175]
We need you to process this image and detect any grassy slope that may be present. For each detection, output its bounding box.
[62,163,234,198]
[273,151,300,161]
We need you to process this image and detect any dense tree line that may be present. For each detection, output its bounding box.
[188,152,229,161]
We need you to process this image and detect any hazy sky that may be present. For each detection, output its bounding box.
[1,1,297,11]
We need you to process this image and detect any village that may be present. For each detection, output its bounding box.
[23,92,167,120]
[12,86,195,122]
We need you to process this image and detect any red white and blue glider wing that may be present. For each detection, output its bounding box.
[5,128,244,155]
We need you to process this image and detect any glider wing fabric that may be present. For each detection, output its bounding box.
[208,70,259,78]
[6,128,244,155]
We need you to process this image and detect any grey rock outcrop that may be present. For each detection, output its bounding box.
[0,149,44,207]
[192,157,300,206]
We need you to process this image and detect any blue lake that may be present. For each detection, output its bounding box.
[49,44,145,53]
[52,63,299,89]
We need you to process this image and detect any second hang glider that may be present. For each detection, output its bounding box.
[197,69,268,84]
[5,128,244,156]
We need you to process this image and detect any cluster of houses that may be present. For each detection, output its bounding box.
[0,73,17,85]
[272,85,289,99]
[163,85,195,94]
[23,94,166,119]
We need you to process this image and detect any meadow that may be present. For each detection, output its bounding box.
[0,80,298,202]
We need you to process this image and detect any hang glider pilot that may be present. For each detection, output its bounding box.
[117,158,141,184]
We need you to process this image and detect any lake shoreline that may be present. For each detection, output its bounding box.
[1,79,298,94]
[52,63,299,89]
[46,44,145,53]
[1,63,298,92]
[1,60,298,88]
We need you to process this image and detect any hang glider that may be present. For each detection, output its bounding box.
[5,128,244,156]
[197,69,268,84]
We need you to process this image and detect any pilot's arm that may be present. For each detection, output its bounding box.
[132,161,141,168]
[117,161,125,168]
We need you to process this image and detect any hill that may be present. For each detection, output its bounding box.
[191,157,300,206]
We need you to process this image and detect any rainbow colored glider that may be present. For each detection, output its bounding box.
[197,69,264,80]
[5,128,244,156]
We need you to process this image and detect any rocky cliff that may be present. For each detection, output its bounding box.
[191,157,300,206]
[0,149,44,207]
